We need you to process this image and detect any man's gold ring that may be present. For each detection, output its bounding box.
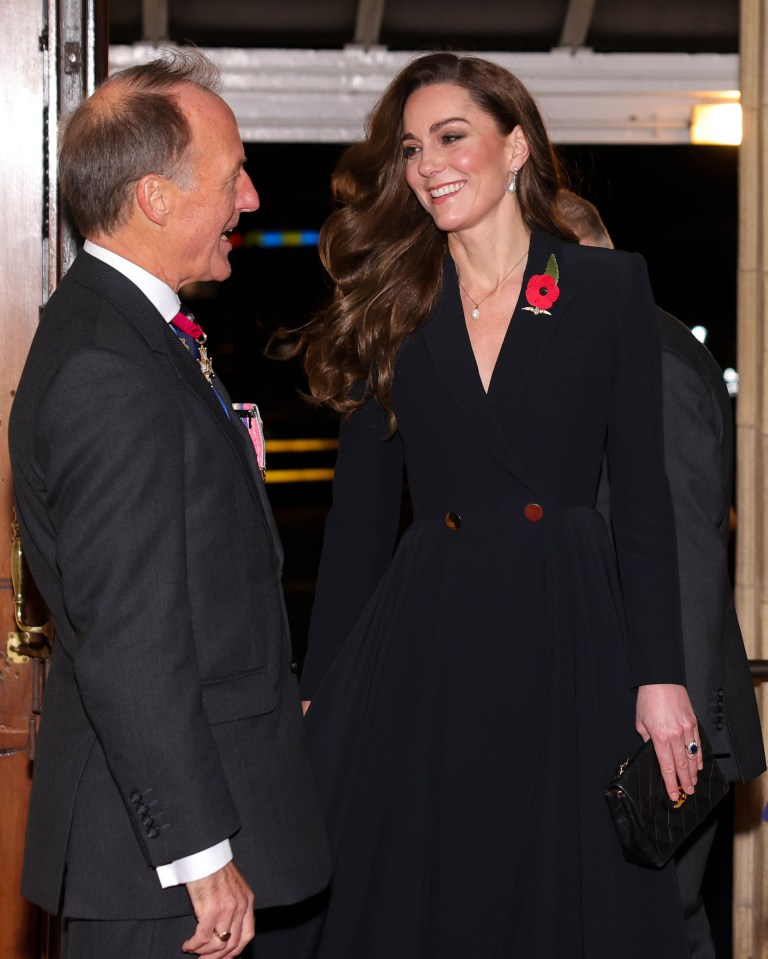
[214,928,232,943]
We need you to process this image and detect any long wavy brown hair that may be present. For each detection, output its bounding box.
[299,52,576,429]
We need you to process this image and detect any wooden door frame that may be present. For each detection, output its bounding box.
[0,1,104,956]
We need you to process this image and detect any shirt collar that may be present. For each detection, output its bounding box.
[83,240,181,323]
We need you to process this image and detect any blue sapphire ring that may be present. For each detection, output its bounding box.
[685,740,699,757]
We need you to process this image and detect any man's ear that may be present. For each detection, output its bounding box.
[135,175,170,225]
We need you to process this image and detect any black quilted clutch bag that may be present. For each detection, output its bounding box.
[605,729,729,867]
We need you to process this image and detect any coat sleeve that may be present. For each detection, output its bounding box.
[35,346,241,867]
[605,254,686,687]
[300,398,404,698]
[659,345,733,702]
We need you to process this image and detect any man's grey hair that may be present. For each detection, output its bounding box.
[60,49,222,237]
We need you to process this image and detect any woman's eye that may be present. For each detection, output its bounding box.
[442,133,462,144]
[402,145,420,158]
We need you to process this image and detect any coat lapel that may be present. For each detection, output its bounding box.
[422,253,536,493]
[487,231,576,419]
[421,232,577,493]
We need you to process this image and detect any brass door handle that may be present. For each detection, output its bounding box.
[6,514,52,664]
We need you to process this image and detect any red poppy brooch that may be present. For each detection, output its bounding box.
[523,254,560,315]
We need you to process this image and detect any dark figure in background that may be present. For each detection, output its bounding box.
[256,52,700,959]
[557,189,765,958]
[9,51,329,959]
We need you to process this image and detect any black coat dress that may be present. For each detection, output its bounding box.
[256,232,690,958]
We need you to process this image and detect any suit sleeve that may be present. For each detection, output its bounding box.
[300,398,404,698]
[36,347,240,867]
[659,346,729,711]
[605,255,686,687]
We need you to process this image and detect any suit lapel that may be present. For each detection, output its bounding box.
[71,253,283,565]
[162,319,284,568]
[212,376,284,569]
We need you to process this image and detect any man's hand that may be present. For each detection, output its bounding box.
[183,861,255,957]
[636,683,703,801]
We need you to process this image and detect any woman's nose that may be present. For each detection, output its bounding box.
[418,147,443,178]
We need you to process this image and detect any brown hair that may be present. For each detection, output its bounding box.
[299,52,576,429]
[556,189,613,248]
[59,49,221,237]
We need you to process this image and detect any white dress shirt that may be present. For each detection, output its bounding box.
[83,241,234,889]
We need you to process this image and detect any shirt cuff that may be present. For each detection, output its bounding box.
[156,839,233,888]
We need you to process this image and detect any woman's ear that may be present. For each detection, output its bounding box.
[509,126,531,172]
[135,175,170,225]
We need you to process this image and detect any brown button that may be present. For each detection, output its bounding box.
[445,512,462,531]
[524,503,544,522]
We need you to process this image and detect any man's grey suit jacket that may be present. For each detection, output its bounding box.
[9,252,330,919]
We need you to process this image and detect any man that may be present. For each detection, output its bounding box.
[558,189,765,958]
[9,51,329,958]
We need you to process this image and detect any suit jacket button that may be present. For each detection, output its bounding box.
[716,723,724,730]
[129,792,142,804]
[142,815,155,827]
[137,803,149,816]
[147,827,160,839]
[445,512,462,531]
[290,660,298,674]
[524,503,544,522]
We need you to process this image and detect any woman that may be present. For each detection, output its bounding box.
[265,53,700,958]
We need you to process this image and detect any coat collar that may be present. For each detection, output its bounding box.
[421,231,576,491]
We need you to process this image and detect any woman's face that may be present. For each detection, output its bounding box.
[401,83,526,235]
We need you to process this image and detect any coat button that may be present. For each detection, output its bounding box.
[147,827,160,839]
[445,512,462,531]
[137,803,149,816]
[129,792,142,804]
[141,815,155,828]
[290,660,298,674]
[524,503,544,522]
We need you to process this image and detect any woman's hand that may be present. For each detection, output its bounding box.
[636,683,702,801]
[301,700,311,716]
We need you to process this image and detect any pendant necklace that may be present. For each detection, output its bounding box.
[457,248,529,320]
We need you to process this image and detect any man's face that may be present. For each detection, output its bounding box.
[167,85,259,289]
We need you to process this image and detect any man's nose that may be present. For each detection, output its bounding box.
[238,171,260,213]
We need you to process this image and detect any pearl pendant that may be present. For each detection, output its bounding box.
[471,307,480,320]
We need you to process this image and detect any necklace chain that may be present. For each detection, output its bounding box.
[457,248,529,320]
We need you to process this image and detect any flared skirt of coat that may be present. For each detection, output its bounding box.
[255,506,688,959]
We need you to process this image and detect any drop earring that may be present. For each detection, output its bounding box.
[507,167,519,194]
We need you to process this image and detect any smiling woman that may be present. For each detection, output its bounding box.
[253,51,699,959]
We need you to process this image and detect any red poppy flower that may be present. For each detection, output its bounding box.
[526,274,561,311]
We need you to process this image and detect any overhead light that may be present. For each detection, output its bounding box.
[690,103,742,146]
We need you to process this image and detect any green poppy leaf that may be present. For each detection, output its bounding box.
[545,254,559,285]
